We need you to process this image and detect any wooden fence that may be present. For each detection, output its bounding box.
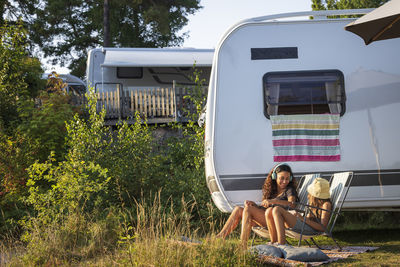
[73,86,207,125]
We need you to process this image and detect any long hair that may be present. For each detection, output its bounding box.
[262,164,296,200]
[308,194,331,220]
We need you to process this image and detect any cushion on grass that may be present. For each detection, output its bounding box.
[250,244,283,258]
[180,236,202,244]
[277,244,329,262]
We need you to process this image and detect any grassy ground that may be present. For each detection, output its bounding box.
[325,229,400,266]
[2,228,400,266]
[251,228,400,266]
[2,207,400,266]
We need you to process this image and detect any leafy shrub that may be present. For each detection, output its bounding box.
[0,20,44,132]
[15,68,225,264]
[0,73,81,237]
[21,88,160,258]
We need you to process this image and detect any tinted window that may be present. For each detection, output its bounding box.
[117,67,143,79]
[263,70,345,119]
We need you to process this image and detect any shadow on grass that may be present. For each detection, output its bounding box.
[334,228,400,244]
[324,229,400,266]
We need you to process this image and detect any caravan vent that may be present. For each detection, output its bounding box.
[251,47,298,60]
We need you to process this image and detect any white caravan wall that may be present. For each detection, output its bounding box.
[211,18,400,208]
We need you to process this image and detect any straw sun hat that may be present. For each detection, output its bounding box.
[307,178,330,199]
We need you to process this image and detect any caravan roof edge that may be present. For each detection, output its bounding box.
[101,47,214,53]
[99,48,214,68]
[216,8,375,51]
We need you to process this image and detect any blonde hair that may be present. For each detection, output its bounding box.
[307,194,331,220]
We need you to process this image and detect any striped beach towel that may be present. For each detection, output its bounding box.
[271,114,340,162]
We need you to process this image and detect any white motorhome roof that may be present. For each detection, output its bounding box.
[101,48,214,67]
[42,73,85,85]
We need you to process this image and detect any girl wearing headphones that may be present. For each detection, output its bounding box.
[216,163,298,247]
[268,178,332,245]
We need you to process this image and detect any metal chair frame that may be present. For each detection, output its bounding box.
[285,171,354,251]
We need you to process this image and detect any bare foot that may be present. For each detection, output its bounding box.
[240,241,248,250]
[215,232,227,239]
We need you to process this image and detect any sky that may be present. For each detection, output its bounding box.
[181,0,312,48]
[50,0,312,74]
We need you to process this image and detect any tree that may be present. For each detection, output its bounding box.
[0,0,38,26]
[312,0,388,10]
[0,21,43,131]
[30,0,202,77]
[103,0,110,47]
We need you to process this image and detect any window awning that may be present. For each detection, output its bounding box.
[101,48,214,68]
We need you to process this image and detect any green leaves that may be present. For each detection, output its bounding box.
[312,0,389,10]
[24,87,157,222]
[0,21,43,131]
[27,0,201,75]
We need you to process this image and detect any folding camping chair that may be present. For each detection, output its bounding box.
[251,173,321,243]
[285,171,354,251]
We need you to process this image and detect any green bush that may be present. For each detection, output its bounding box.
[0,73,82,236]
[19,91,79,162]
[0,21,44,132]
[1,65,228,265]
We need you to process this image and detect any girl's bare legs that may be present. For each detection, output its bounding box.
[272,206,298,244]
[240,206,267,248]
[216,206,244,238]
[265,207,278,243]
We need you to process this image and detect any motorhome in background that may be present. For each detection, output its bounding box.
[86,47,214,124]
[204,9,400,212]
[42,73,86,95]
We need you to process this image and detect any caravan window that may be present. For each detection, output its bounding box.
[263,70,345,119]
[117,67,143,79]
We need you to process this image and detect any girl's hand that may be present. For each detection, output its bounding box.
[261,199,270,207]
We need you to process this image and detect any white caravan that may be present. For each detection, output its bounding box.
[204,9,400,212]
[86,47,214,93]
[42,73,86,95]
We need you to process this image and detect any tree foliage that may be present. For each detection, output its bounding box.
[0,0,38,26]
[0,21,43,131]
[312,0,388,10]
[29,0,202,76]
[23,70,212,233]
[25,87,156,223]
[18,78,80,163]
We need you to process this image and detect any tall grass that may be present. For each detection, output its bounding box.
[113,192,257,266]
[15,211,120,266]
[6,193,257,266]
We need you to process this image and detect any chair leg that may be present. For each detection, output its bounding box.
[310,238,323,250]
[251,231,256,247]
[329,236,342,252]
[303,239,312,247]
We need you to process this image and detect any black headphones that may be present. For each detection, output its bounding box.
[271,163,293,181]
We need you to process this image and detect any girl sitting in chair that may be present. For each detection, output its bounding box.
[268,177,332,245]
[216,163,298,247]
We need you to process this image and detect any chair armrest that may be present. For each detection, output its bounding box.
[300,202,339,215]
[287,206,306,214]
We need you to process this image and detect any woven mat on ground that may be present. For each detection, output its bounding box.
[257,246,379,266]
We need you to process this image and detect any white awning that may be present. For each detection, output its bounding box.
[101,48,214,68]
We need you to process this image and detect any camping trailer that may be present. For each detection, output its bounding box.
[86,47,213,93]
[204,9,400,212]
[42,73,86,95]
[86,48,213,124]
